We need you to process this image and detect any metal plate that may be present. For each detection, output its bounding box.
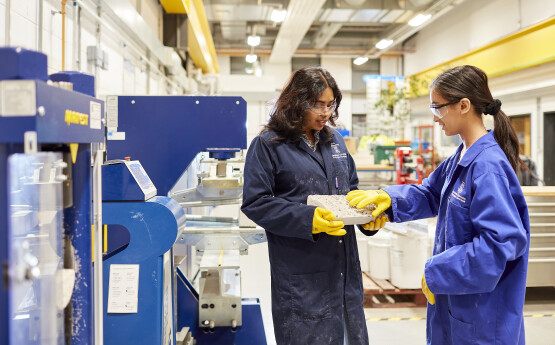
[0,80,36,116]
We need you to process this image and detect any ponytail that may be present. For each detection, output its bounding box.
[491,109,523,173]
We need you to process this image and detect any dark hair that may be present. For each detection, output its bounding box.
[430,65,522,173]
[263,66,342,142]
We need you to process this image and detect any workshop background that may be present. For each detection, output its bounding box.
[1,0,555,344]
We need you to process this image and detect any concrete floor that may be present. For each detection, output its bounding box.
[259,287,555,344]
[242,241,555,344]
[365,287,555,345]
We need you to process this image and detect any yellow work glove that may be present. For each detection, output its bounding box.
[346,190,392,217]
[361,215,389,231]
[312,207,346,236]
[421,273,435,305]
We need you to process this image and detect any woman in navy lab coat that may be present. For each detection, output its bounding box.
[241,66,388,345]
[348,65,530,345]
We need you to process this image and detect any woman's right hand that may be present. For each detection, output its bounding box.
[346,190,391,217]
[312,207,346,236]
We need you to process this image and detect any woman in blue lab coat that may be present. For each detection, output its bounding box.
[348,65,530,345]
[241,66,388,345]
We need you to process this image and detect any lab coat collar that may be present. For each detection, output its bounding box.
[457,130,497,167]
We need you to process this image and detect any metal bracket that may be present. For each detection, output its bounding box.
[24,131,38,154]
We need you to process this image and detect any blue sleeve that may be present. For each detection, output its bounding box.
[424,172,528,294]
[383,160,447,222]
[241,136,317,242]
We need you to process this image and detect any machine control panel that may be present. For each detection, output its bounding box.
[103,160,157,201]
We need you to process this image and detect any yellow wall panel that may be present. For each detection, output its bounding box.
[410,17,555,97]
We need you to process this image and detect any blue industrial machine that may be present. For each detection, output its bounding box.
[105,95,268,344]
[0,47,105,345]
[102,159,185,345]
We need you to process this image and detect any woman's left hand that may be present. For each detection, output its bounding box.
[361,215,389,231]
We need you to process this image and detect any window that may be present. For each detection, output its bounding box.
[352,59,380,92]
[230,56,261,75]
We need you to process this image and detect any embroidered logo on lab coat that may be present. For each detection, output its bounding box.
[458,182,465,194]
[452,182,466,203]
[331,143,347,159]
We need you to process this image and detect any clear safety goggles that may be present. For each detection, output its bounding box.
[312,101,337,114]
[429,99,460,119]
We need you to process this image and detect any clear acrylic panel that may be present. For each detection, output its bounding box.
[8,152,65,345]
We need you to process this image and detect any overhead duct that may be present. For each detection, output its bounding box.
[220,21,248,40]
[160,0,219,73]
[269,0,327,63]
[163,13,188,60]
[313,23,343,49]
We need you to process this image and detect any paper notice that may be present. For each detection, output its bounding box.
[90,101,102,129]
[107,264,140,313]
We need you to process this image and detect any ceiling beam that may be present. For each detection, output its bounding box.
[313,22,343,49]
[364,0,464,58]
[269,0,326,63]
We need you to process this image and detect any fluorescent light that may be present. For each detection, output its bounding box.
[408,13,432,27]
[246,54,258,63]
[247,35,261,47]
[353,57,369,65]
[271,9,287,23]
[375,39,393,50]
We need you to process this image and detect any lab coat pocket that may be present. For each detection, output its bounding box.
[332,161,350,194]
[445,200,472,245]
[290,272,332,321]
[448,309,476,345]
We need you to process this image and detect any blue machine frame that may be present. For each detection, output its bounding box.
[106,96,247,196]
[105,95,267,344]
[0,47,104,345]
[102,195,185,345]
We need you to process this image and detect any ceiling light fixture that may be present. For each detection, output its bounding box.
[271,9,287,23]
[375,39,393,50]
[247,35,261,47]
[408,13,432,27]
[246,54,258,63]
[353,57,369,65]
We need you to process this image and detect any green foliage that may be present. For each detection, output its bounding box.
[373,81,410,122]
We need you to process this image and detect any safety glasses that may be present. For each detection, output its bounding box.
[429,99,460,119]
[312,101,337,114]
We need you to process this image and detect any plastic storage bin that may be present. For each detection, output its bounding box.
[367,230,391,279]
[388,221,430,289]
[374,145,405,164]
[356,236,369,273]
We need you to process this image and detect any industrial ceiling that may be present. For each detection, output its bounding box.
[203,0,465,62]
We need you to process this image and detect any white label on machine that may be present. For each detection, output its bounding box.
[107,131,125,140]
[107,264,139,313]
[106,95,119,128]
[0,80,37,116]
[89,101,102,129]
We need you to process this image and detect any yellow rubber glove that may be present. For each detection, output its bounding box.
[361,215,389,231]
[346,190,392,217]
[312,207,346,236]
[421,273,435,305]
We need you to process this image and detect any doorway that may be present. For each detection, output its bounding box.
[509,114,531,156]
